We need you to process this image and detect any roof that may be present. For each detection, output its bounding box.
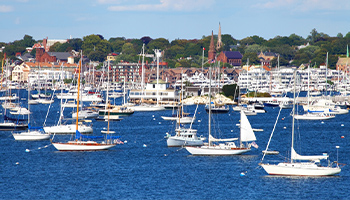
[222,51,242,59]
[151,80,168,84]
[47,52,72,60]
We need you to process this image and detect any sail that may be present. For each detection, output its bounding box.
[209,134,237,142]
[291,148,328,162]
[240,111,256,142]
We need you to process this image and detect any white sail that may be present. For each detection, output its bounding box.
[291,148,328,162]
[240,110,256,142]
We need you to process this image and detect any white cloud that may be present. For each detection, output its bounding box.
[254,0,350,12]
[107,0,215,12]
[0,5,14,12]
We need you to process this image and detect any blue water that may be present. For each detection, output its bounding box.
[1,90,349,199]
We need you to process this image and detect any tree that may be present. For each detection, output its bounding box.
[244,44,267,54]
[21,35,36,47]
[242,52,260,65]
[146,38,169,52]
[122,43,136,54]
[337,33,344,38]
[69,38,83,51]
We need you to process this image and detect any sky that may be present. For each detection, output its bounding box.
[1,0,350,43]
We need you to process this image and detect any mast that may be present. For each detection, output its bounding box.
[308,62,310,108]
[75,55,82,132]
[105,60,110,110]
[208,66,212,146]
[58,64,63,126]
[27,80,30,128]
[291,71,297,163]
[326,52,328,94]
[155,49,161,106]
[141,44,145,96]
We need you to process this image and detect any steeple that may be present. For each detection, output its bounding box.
[216,23,222,51]
[208,30,216,62]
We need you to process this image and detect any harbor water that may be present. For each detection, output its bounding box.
[1,89,349,199]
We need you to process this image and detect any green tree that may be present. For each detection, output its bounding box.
[146,38,169,53]
[122,42,136,54]
[242,52,260,65]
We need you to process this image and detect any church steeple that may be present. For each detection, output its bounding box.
[208,30,216,62]
[216,23,222,51]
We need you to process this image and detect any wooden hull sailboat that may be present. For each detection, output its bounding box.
[52,140,116,151]
[51,58,118,151]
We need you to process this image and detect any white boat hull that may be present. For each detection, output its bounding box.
[167,137,203,147]
[185,145,251,155]
[43,124,93,134]
[130,105,166,111]
[294,113,335,120]
[260,163,341,176]
[13,131,50,141]
[52,141,116,151]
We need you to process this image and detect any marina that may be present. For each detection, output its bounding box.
[1,87,349,199]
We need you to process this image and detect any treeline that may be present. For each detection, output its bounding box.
[1,29,350,69]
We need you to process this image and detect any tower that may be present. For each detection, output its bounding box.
[208,31,216,62]
[216,23,222,51]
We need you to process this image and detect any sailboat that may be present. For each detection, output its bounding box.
[185,67,257,155]
[44,64,93,134]
[51,58,118,151]
[0,58,27,130]
[295,63,336,120]
[259,71,341,176]
[12,82,50,141]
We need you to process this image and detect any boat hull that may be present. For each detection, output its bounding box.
[13,131,50,141]
[0,123,28,130]
[167,137,203,147]
[52,141,116,151]
[43,124,93,134]
[260,163,341,176]
[185,146,251,155]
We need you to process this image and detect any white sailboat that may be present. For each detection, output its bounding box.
[185,67,257,155]
[259,71,341,176]
[44,64,93,135]
[12,82,50,141]
[52,58,118,151]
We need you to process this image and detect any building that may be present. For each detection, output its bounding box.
[336,57,350,73]
[107,53,119,61]
[11,63,30,83]
[217,51,243,66]
[257,51,279,66]
[208,31,216,62]
[36,48,72,63]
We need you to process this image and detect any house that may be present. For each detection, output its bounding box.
[36,48,72,63]
[12,63,30,83]
[336,57,350,73]
[257,51,279,66]
[107,52,119,61]
[217,51,243,66]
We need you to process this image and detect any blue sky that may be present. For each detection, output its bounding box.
[1,0,350,43]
